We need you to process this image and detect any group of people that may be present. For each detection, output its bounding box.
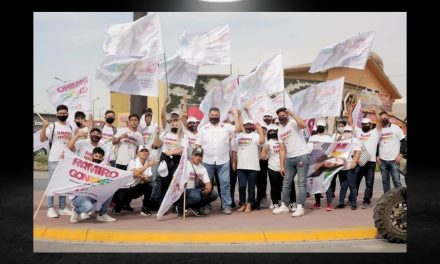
[39,95,407,223]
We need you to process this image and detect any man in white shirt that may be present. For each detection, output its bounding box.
[112,114,144,171]
[40,104,73,218]
[196,107,239,215]
[67,127,107,162]
[100,110,118,167]
[175,147,218,217]
[348,105,382,208]
[273,107,310,217]
[73,111,89,141]
[377,111,406,193]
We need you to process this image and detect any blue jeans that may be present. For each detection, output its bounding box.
[203,162,232,209]
[356,161,376,204]
[339,167,360,206]
[281,154,310,206]
[380,159,402,193]
[177,188,218,210]
[47,161,66,209]
[237,169,258,206]
[72,196,113,215]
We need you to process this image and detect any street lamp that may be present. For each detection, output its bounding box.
[54,76,67,83]
[92,97,100,119]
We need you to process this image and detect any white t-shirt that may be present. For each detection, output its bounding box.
[46,122,73,161]
[277,119,309,158]
[114,128,144,166]
[196,123,235,165]
[140,123,158,147]
[340,137,362,170]
[235,132,261,171]
[379,124,405,161]
[159,131,183,153]
[354,127,381,162]
[186,161,211,189]
[74,139,107,162]
[101,125,117,161]
[125,157,153,188]
[266,139,281,172]
[184,130,198,159]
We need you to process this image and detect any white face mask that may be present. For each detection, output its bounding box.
[342,132,353,140]
[337,127,344,134]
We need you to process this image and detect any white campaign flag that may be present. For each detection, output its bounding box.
[291,77,345,119]
[307,142,353,194]
[103,12,163,57]
[352,99,363,128]
[159,55,199,87]
[241,95,277,123]
[177,24,231,66]
[239,53,284,100]
[45,149,134,210]
[272,91,293,111]
[34,130,49,152]
[96,55,160,97]
[309,31,375,73]
[198,74,239,127]
[157,143,190,220]
[46,76,91,126]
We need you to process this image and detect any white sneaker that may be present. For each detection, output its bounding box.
[58,208,72,216]
[291,204,304,217]
[47,207,59,218]
[289,203,297,212]
[273,203,290,214]
[70,209,79,223]
[96,213,116,222]
[80,213,91,219]
[269,202,274,209]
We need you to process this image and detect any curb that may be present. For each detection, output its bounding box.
[34,225,378,244]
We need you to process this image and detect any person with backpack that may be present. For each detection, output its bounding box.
[40,104,74,218]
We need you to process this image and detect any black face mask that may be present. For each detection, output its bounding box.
[171,127,178,133]
[75,122,82,128]
[91,135,102,142]
[92,159,102,164]
[244,127,254,133]
[278,116,288,124]
[382,119,389,126]
[316,126,325,134]
[268,132,278,139]
[362,126,370,132]
[106,117,115,124]
[210,117,220,125]
[57,115,68,122]
[188,126,197,132]
[263,118,272,125]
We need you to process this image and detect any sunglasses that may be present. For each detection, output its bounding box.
[194,153,203,157]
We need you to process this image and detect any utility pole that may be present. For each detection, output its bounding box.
[130,12,149,117]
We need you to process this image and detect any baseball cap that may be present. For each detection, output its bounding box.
[145,108,153,115]
[263,112,273,118]
[343,125,353,132]
[361,117,372,124]
[158,161,168,177]
[186,116,198,124]
[267,124,279,131]
[243,118,254,125]
[170,111,179,117]
[316,119,326,127]
[138,144,150,152]
[192,147,204,156]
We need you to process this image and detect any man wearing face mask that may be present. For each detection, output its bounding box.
[262,113,274,126]
[100,110,118,167]
[330,120,347,197]
[183,116,199,158]
[196,107,240,215]
[73,111,89,140]
[377,111,406,193]
[67,127,107,162]
[40,104,73,218]
[272,107,310,217]
[348,106,382,209]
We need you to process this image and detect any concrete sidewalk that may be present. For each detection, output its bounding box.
[33,172,406,244]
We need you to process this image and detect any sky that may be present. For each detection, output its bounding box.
[34,12,406,117]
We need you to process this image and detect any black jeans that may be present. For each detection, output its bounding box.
[113,182,153,210]
[230,163,237,206]
[176,188,219,211]
[256,159,269,206]
[158,153,181,203]
[268,168,296,205]
[356,161,376,204]
[115,164,128,171]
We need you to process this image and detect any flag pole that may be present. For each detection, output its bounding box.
[163,53,170,97]
[33,188,49,221]
[183,188,186,220]
[36,112,45,122]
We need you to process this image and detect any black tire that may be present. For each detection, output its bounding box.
[373,187,407,243]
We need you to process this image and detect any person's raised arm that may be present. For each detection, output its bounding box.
[67,130,87,151]
[153,127,163,148]
[256,123,265,145]
[161,96,170,129]
[347,103,354,128]
[40,119,50,142]
[286,109,307,129]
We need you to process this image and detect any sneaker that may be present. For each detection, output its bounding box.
[325,204,333,211]
[289,203,297,212]
[189,208,201,217]
[58,207,72,216]
[97,213,116,222]
[362,202,370,209]
[335,204,345,209]
[310,203,321,209]
[231,202,237,209]
[253,204,261,210]
[113,207,121,214]
[272,204,279,211]
[200,206,210,215]
[222,208,232,215]
[351,205,358,210]
[291,204,304,217]
[47,207,59,218]
[175,206,184,218]
[70,209,79,223]
[140,207,152,216]
[273,203,290,214]
[122,205,134,212]
[80,213,90,219]
[269,202,274,210]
